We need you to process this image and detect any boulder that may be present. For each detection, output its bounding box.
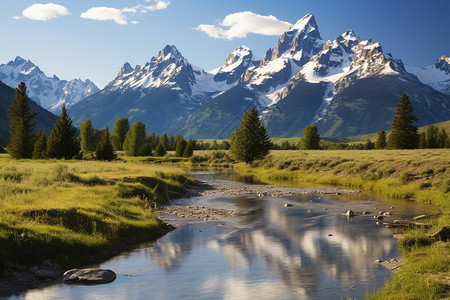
[63,268,116,284]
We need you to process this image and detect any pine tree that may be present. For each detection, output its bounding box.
[96,126,116,161]
[46,106,80,159]
[299,125,321,150]
[160,134,169,150]
[32,130,47,159]
[230,108,272,164]
[111,117,129,151]
[426,125,439,148]
[387,94,419,149]
[168,135,175,151]
[123,121,146,156]
[364,139,375,150]
[7,82,38,159]
[183,139,194,157]
[418,132,427,149]
[175,138,187,157]
[154,142,167,156]
[375,131,387,149]
[437,128,449,148]
[79,119,97,153]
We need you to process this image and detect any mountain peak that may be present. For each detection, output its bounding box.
[289,13,317,32]
[118,62,134,77]
[435,55,450,73]
[156,45,183,62]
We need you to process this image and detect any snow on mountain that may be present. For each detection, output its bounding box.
[243,13,325,94]
[0,57,99,112]
[405,55,450,95]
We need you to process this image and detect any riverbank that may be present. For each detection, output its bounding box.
[0,156,193,297]
[228,149,449,299]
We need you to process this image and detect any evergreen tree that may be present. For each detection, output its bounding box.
[111,117,129,151]
[175,138,187,157]
[230,108,272,164]
[426,125,439,148]
[32,130,47,159]
[183,139,194,157]
[79,119,97,153]
[154,142,167,156]
[160,134,169,150]
[387,94,419,149]
[375,131,387,149]
[46,106,79,159]
[299,125,321,150]
[139,136,153,156]
[418,132,427,149]
[7,82,38,159]
[123,122,146,156]
[96,126,116,161]
[437,128,450,148]
[364,139,375,150]
[168,135,175,151]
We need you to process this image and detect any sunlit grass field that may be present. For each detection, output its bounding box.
[0,154,193,267]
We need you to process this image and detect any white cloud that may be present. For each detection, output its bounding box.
[144,1,171,11]
[81,1,170,25]
[81,7,128,25]
[18,3,70,21]
[195,11,292,40]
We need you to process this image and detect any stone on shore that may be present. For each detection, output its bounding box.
[63,268,116,284]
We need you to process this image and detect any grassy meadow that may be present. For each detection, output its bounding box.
[0,154,193,267]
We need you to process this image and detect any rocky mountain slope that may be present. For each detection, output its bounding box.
[0,57,99,113]
[68,13,450,138]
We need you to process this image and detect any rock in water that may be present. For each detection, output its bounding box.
[63,268,116,284]
[346,210,355,217]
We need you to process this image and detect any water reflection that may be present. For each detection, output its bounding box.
[13,190,420,299]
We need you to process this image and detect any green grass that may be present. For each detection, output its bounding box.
[0,155,194,267]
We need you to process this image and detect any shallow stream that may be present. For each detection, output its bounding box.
[10,170,432,299]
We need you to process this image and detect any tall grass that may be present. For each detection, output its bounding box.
[0,155,193,267]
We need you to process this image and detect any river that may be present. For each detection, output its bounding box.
[9,170,431,300]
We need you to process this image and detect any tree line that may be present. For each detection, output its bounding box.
[5,83,195,160]
[5,83,449,163]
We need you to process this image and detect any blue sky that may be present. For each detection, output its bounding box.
[0,0,448,88]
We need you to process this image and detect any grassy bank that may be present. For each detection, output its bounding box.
[231,149,449,299]
[0,154,194,268]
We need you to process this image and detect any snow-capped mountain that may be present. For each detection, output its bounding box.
[0,57,99,113]
[69,13,449,138]
[405,55,450,95]
[243,13,324,94]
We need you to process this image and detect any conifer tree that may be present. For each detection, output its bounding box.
[299,125,321,150]
[139,136,153,156]
[364,139,374,150]
[426,125,439,148]
[123,121,146,156]
[111,117,129,151]
[46,106,79,159]
[183,139,194,157]
[96,126,116,161]
[418,132,427,149]
[79,119,97,153]
[32,130,47,159]
[154,142,167,156]
[375,131,387,149]
[387,94,419,149]
[160,134,169,150]
[7,82,38,159]
[175,138,187,157]
[230,108,272,164]
[437,128,450,148]
[168,135,175,151]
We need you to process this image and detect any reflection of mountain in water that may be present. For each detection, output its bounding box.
[146,195,398,298]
